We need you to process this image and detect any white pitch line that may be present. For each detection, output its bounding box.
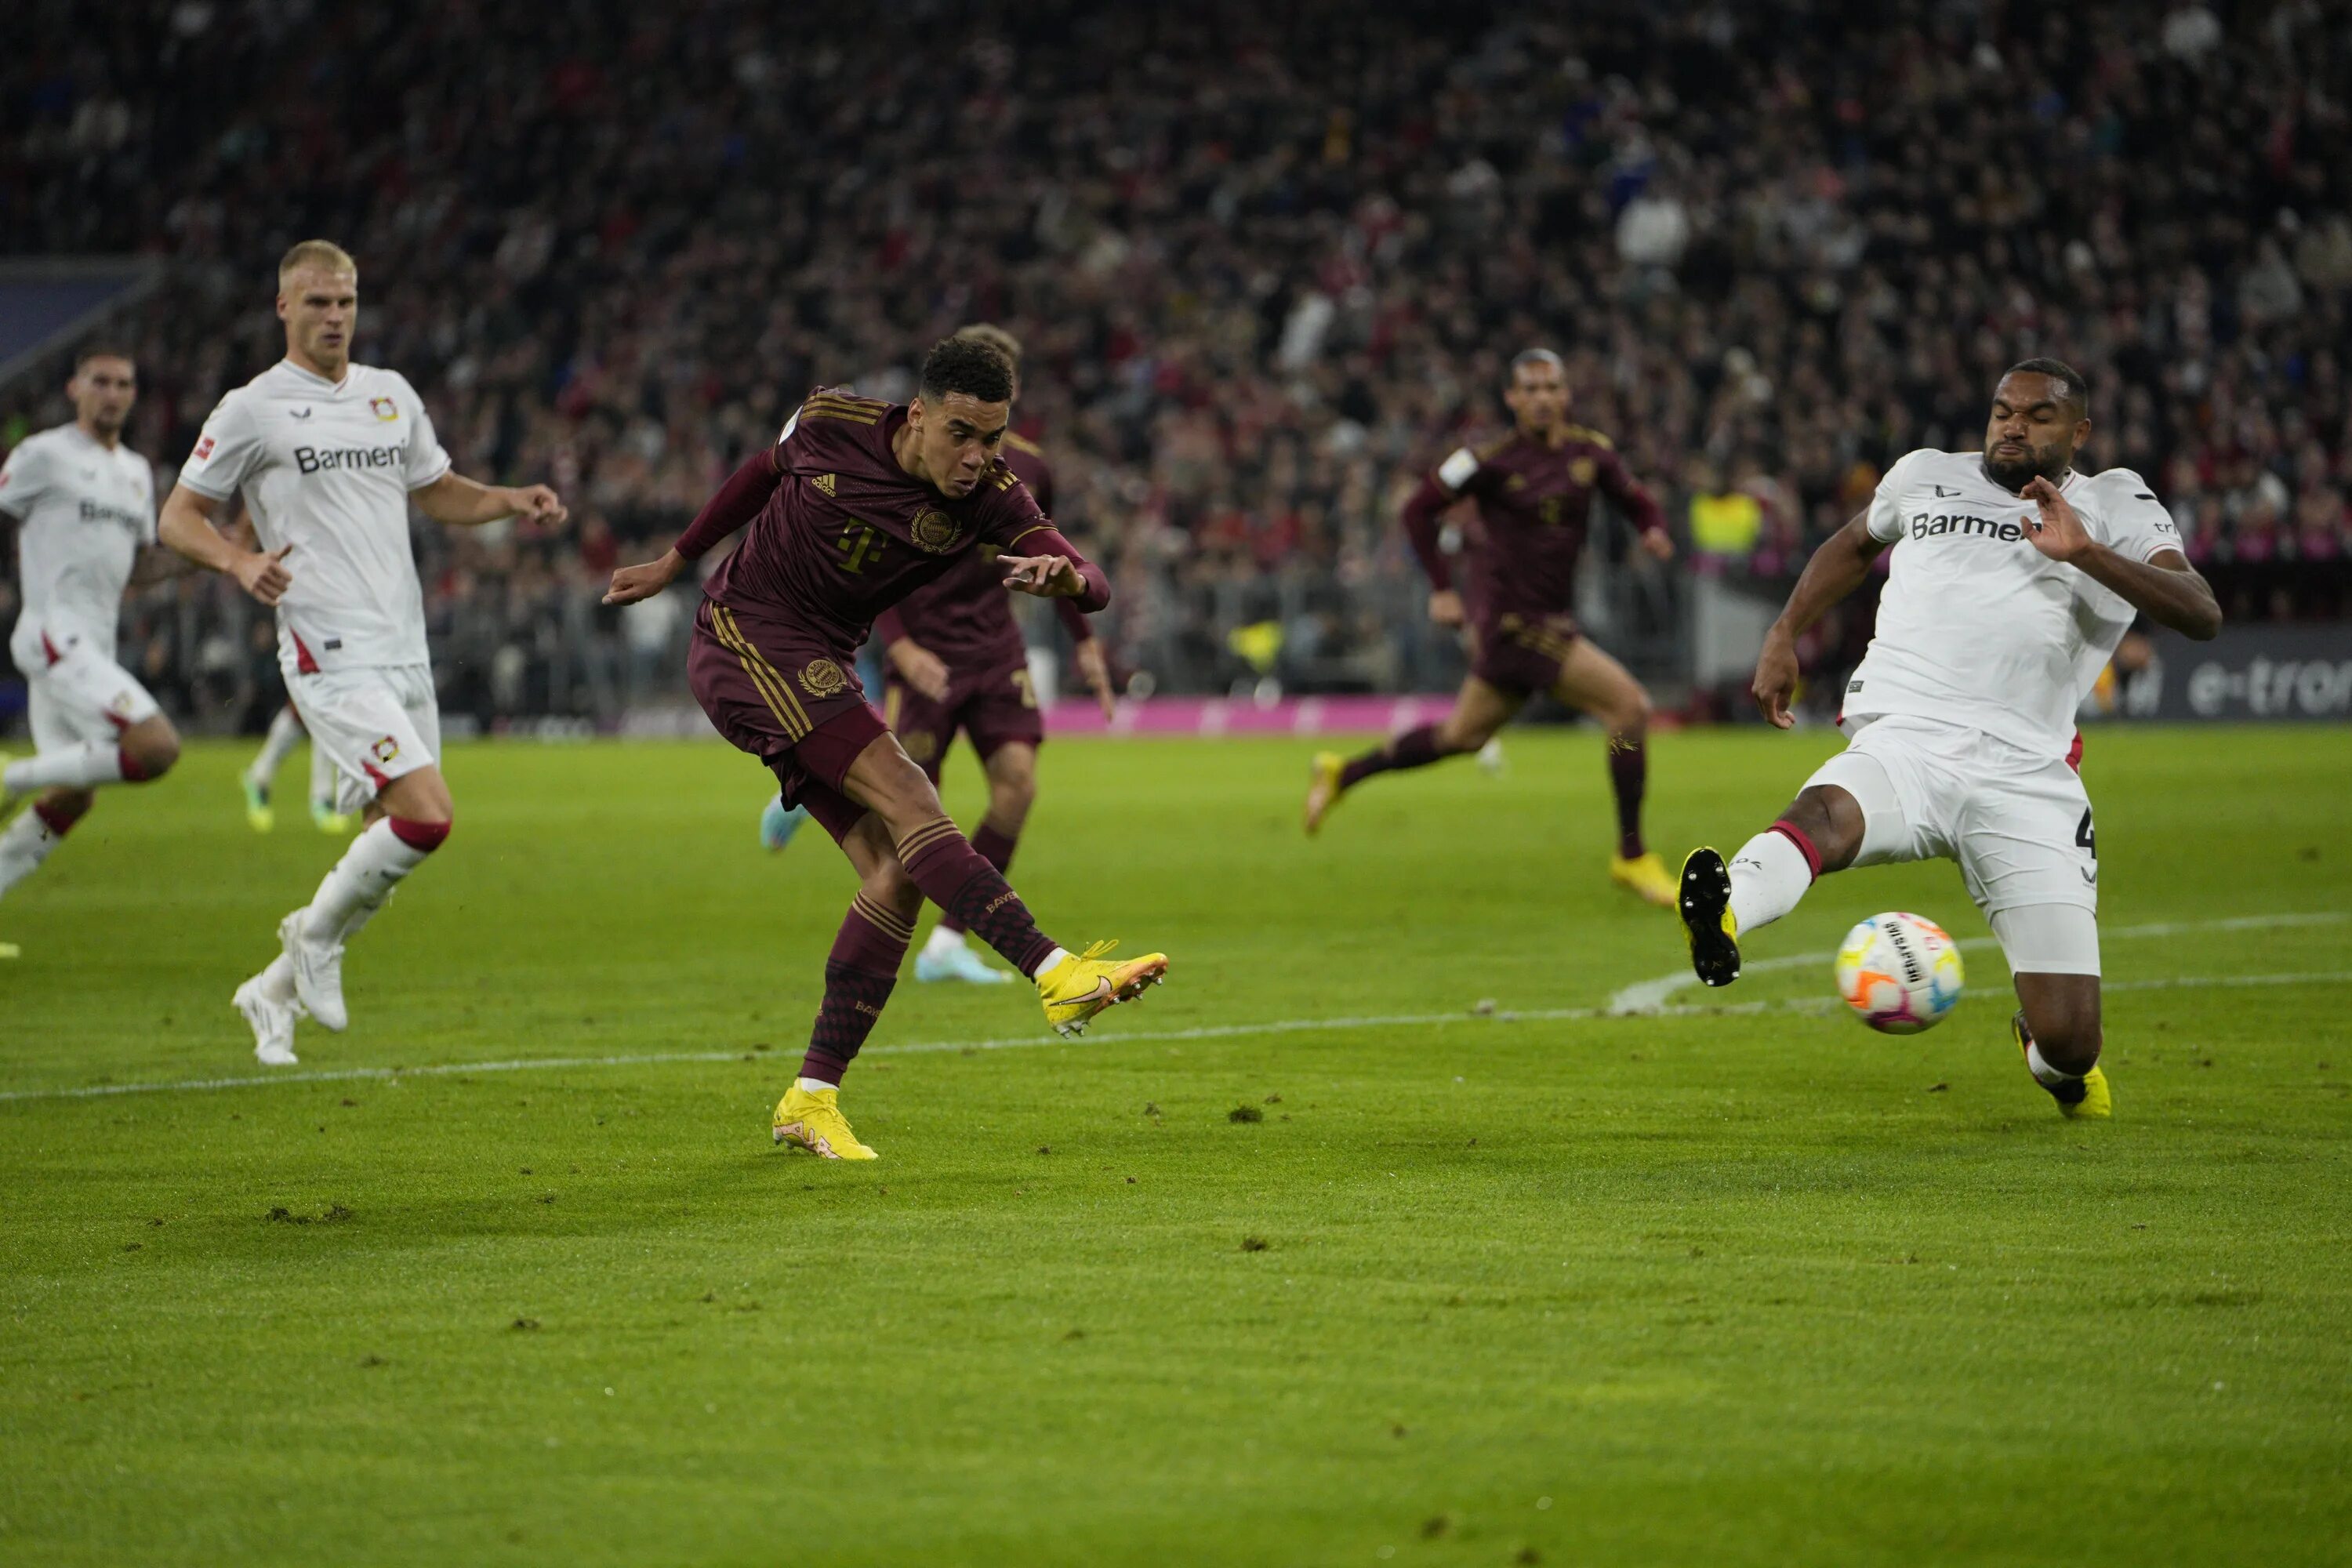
[4,959,2349,1109]
[1606,910,2348,1015]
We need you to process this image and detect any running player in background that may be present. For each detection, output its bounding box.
[607,336,1167,1162]
[159,241,568,1065]
[1305,348,1681,909]
[0,348,182,955]
[1677,360,2222,1119]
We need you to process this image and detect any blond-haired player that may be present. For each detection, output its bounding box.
[158,241,568,1064]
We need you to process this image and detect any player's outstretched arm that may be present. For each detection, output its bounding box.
[158,485,292,604]
[2021,476,2222,641]
[411,472,568,528]
[1753,511,1887,728]
[606,448,788,606]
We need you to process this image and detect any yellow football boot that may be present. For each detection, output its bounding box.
[1302,752,1346,835]
[1611,851,1678,909]
[1676,847,1740,986]
[0,940,19,960]
[1038,940,1169,1038]
[310,799,353,835]
[771,1084,880,1160]
[2013,1011,2111,1120]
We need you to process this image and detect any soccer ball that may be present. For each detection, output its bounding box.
[1835,912,1964,1034]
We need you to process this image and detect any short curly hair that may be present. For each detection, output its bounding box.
[919,334,1014,405]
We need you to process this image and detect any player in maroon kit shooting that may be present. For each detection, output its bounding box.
[605,337,1168,1160]
[771,325,1120,986]
[1304,348,1682,908]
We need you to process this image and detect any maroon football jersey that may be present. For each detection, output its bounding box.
[880,430,1057,673]
[1449,424,1661,619]
[702,388,1052,655]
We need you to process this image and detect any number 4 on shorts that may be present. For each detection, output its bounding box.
[2076,807,2096,858]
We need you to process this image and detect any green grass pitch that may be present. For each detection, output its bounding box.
[2,724,2348,1565]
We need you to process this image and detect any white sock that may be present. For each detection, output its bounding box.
[302,819,434,942]
[4,744,125,793]
[1727,829,1813,935]
[1036,946,1073,978]
[796,1075,838,1094]
[922,924,969,960]
[0,808,65,898]
[2024,1041,2082,1087]
[307,739,338,812]
[249,706,305,786]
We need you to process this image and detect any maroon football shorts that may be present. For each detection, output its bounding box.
[1467,608,1581,700]
[881,658,1045,784]
[689,598,887,843]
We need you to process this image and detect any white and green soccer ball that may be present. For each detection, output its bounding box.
[1835,912,1964,1034]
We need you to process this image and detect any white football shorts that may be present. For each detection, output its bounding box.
[1806,713,2102,975]
[25,639,163,752]
[285,661,440,815]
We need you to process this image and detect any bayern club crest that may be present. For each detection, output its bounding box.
[799,659,849,699]
[368,396,399,421]
[907,506,962,554]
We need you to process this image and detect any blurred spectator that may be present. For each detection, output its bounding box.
[1,0,2348,729]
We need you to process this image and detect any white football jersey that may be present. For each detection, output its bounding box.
[175,360,450,670]
[1848,449,2182,757]
[0,422,157,673]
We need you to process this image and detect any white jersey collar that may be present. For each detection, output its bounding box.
[276,358,354,394]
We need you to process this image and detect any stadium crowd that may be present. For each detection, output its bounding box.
[3,0,2349,729]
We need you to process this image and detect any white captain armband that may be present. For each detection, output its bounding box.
[1436,447,1479,491]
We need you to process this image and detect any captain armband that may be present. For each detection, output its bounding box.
[1436,448,1479,491]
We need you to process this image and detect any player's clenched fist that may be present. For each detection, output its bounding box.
[1426,589,1465,627]
[605,548,684,606]
[233,544,293,606]
[503,483,568,528]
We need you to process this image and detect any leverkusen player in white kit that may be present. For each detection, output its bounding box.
[158,241,567,1064]
[0,348,185,955]
[1677,359,2222,1120]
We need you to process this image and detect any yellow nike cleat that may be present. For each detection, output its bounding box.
[1302,752,1346,835]
[1677,847,1740,986]
[2013,1011,2112,1119]
[771,1084,879,1160]
[1038,940,1169,1038]
[241,775,274,833]
[1610,851,1678,909]
[0,941,20,960]
[310,800,353,835]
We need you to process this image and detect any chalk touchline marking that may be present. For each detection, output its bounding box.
[2,913,2342,1105]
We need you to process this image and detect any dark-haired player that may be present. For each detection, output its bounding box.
[607,336,1168,1161]
[1677,360,2221,1120]
[1305,347,1680,908]
[0,347,179,957]
[760,324,1119,986]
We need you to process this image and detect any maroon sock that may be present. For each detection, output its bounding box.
[895,818,1058,976]
[1607,735,1647,859]
[800,891,914,1086]
[1338,724,1446,789]
[937,822,1019,937]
